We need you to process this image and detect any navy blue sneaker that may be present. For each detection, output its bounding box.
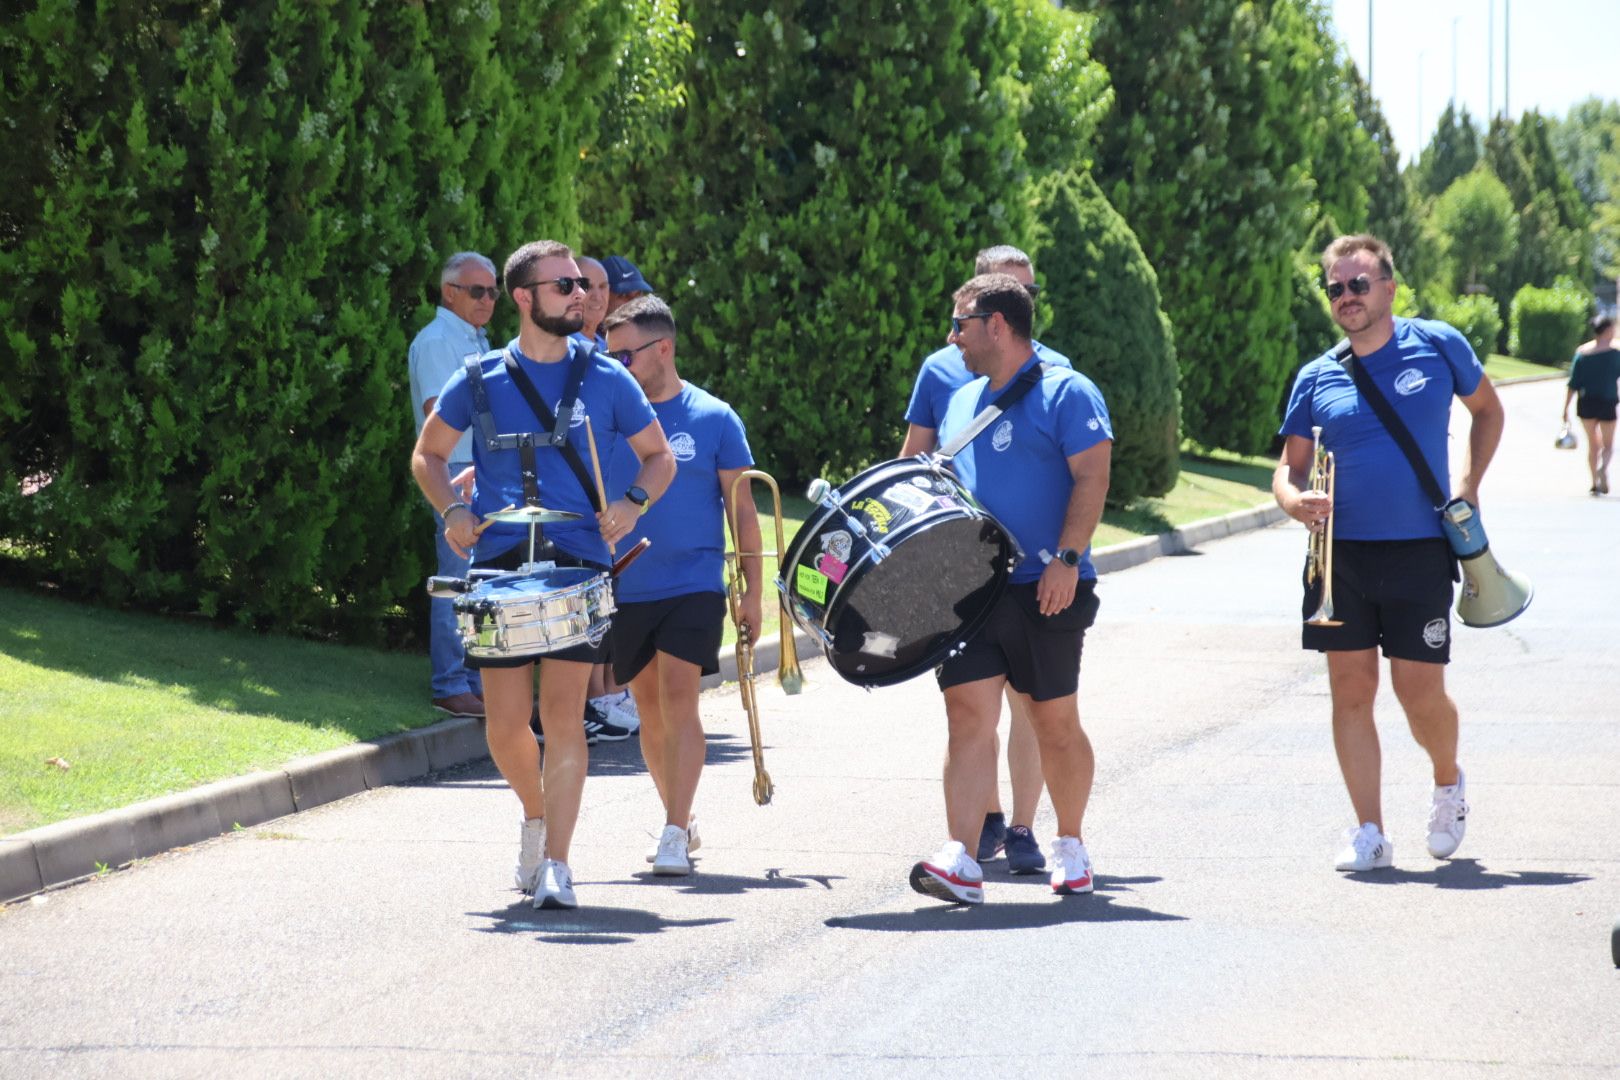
[582,701,632,745]
[1005,825,1047,874]
[976,812,1007,863]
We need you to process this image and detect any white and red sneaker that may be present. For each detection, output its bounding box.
[1049,836,1094,894]
[909,840,984,905]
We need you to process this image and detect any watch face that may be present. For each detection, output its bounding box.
[627,486,649,505]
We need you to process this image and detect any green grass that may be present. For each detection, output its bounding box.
[1485,352,1564,382]
[2,451,1276,834]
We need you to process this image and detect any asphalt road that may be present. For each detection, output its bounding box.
[1,378,1615,1079]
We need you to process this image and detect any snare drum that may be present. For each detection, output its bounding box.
[455,567,615,661]
[779,458,1016,687]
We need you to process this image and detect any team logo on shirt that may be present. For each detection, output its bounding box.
[1422,618,1448,649]
[568,404,588,427]
[1087,418,1101,431]
[1394,368,1431,396]
[991,419,1014,452]
[668,432,697,461]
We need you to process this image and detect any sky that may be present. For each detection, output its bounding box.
[1329,0,1618,164]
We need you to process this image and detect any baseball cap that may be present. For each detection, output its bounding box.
[601,255,653,294]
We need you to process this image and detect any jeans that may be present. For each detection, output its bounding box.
[430,503,482,699]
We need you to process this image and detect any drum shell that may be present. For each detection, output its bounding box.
[454,567,615,660]
[780,459,1015,687]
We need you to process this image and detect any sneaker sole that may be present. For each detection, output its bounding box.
[1052,874,1094,895]
[652,861,691,876]
[534,894,577,910]
[908,862,984,905]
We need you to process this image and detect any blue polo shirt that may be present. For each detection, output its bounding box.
[1280,318,1483,541]
[905,340,1072,431]
[433,338,657,565]
[409,306,489,466]
[938,353,1112,583]
[607,382,754,602]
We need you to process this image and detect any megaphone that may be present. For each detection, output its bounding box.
[1441,498,1533,628]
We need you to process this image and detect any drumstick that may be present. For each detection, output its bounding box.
[584,416,615,557]
[474,504,515,537]
[610,537,652,577]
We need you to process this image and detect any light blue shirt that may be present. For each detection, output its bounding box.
[409,306,489,466]
[905,340,1072,431]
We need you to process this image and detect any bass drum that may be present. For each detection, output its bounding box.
[779,458,1016,687]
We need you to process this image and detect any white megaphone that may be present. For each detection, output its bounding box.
[1441,498,1533,628]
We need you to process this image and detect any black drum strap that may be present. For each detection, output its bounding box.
[1334,339,1448,509]
[502,343,603,513]
[935,362,1048,462]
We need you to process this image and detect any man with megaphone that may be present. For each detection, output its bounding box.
[1273,233,1510,874]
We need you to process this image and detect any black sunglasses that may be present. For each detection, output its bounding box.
[447,282,501,301]
[951,312,994,335]
[1023,282,1042,297]
[609,338,667,366]
[517,277,592,297]
[1324,274,1390,302]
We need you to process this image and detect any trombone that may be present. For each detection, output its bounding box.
[724,469,805,806]
[1304,425,1343,627]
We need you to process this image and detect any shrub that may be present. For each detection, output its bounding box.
[1433,294,1504,362]
[1034,169,1179,503]
[1508,279,1592,362]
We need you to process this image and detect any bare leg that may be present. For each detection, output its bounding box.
[1006,691,1046,828]
[1020,691,1093,840]
[480,665,543,820]
[630,664,668,809]
[1390,658,1460,787]
[1326,649,1383,829]
[942,678,1004,848]
[1582,418,1603,488]
[535,657,592,863]
[653,652,706,828]
[1597,420,1616,484]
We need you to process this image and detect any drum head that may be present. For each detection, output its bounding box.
[825,516,1011,687]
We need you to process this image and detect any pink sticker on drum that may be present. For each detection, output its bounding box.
[815,553,848,584]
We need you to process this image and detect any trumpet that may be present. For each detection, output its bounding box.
[724,469,805,806]
[1304,425,1343,627]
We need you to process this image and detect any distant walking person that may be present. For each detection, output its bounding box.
[1562,314,1620,495]
[1274,233,1505,872]
[407,252,496,719]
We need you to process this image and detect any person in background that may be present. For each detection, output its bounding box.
[1563,314,1619,495]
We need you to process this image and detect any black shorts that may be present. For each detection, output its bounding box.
[609,591,727,684]
[936,580,1100,702]
[463,544,611,669]
[1302,538,1453,663]
[1575,396,1617,422]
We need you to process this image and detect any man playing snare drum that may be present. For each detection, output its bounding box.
[411,239,674,910]
[602,295,763,875]
[910,273,1112,905]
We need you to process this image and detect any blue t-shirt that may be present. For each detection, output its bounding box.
[938,354,1113,583]
[905,340,1072,431]
[408,306,489,466]
[434,337,657,565]
[606,382,754,602]
[1279,317,1483,541]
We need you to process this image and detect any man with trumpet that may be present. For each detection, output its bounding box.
[1274,233,1504,872]
[603,295,763,876]
[412,240,675,909]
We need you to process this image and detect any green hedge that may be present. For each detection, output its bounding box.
[1034,169,1179,502]
[1434,294,1504,363]
[0,1,624,636]
[1508,279,1591,362]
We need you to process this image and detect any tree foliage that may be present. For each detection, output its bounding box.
[1430,169,1517,295]
[1411,102,1481,199]
[1509,279,1592,362]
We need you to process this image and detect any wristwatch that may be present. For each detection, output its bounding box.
[1054,547,1081,568]
[625,486,650,514]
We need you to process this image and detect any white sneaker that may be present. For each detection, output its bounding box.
[1049,835,1094,894]
[609,689,639,721]
[652,824,692,876]
[908,840,984,905]
[514,817,546,894]
[1427,768,1469,858]
[533,858,577,909]
[590,693,640,734]
[1334,822,1394,871]
[646,817,701,862]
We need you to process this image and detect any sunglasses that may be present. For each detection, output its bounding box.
[608,338,667,366]
[951,312,993,335]
[1024,282,1042,297]
[447,282,501,301]
[517,277,593,297]
[1324,274,1390,302]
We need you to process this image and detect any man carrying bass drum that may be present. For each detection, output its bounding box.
[909,273,1113,906]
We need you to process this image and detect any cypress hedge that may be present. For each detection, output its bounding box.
[1508,280,1590,363]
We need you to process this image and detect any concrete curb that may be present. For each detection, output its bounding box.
[1,498,1285,905]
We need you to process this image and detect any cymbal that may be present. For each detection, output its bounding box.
[483,504,584,524]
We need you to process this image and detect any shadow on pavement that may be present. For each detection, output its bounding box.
[1343,859,1592,889]
[606,868,847,896]
[826,874,1185,931]
[413,732,756,786]
[470,899,730,945]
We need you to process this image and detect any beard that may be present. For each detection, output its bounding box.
[533,309,585,337]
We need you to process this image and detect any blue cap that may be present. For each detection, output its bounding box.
[600,255,653,295]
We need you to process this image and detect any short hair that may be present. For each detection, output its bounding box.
[1321,234,1396,280]
[1591,313,1614,333]
[440,251,496,287]
[503,240,574,290]
[602,294,677,340]
[974,245,1033,275]
[954,272,1033,341]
